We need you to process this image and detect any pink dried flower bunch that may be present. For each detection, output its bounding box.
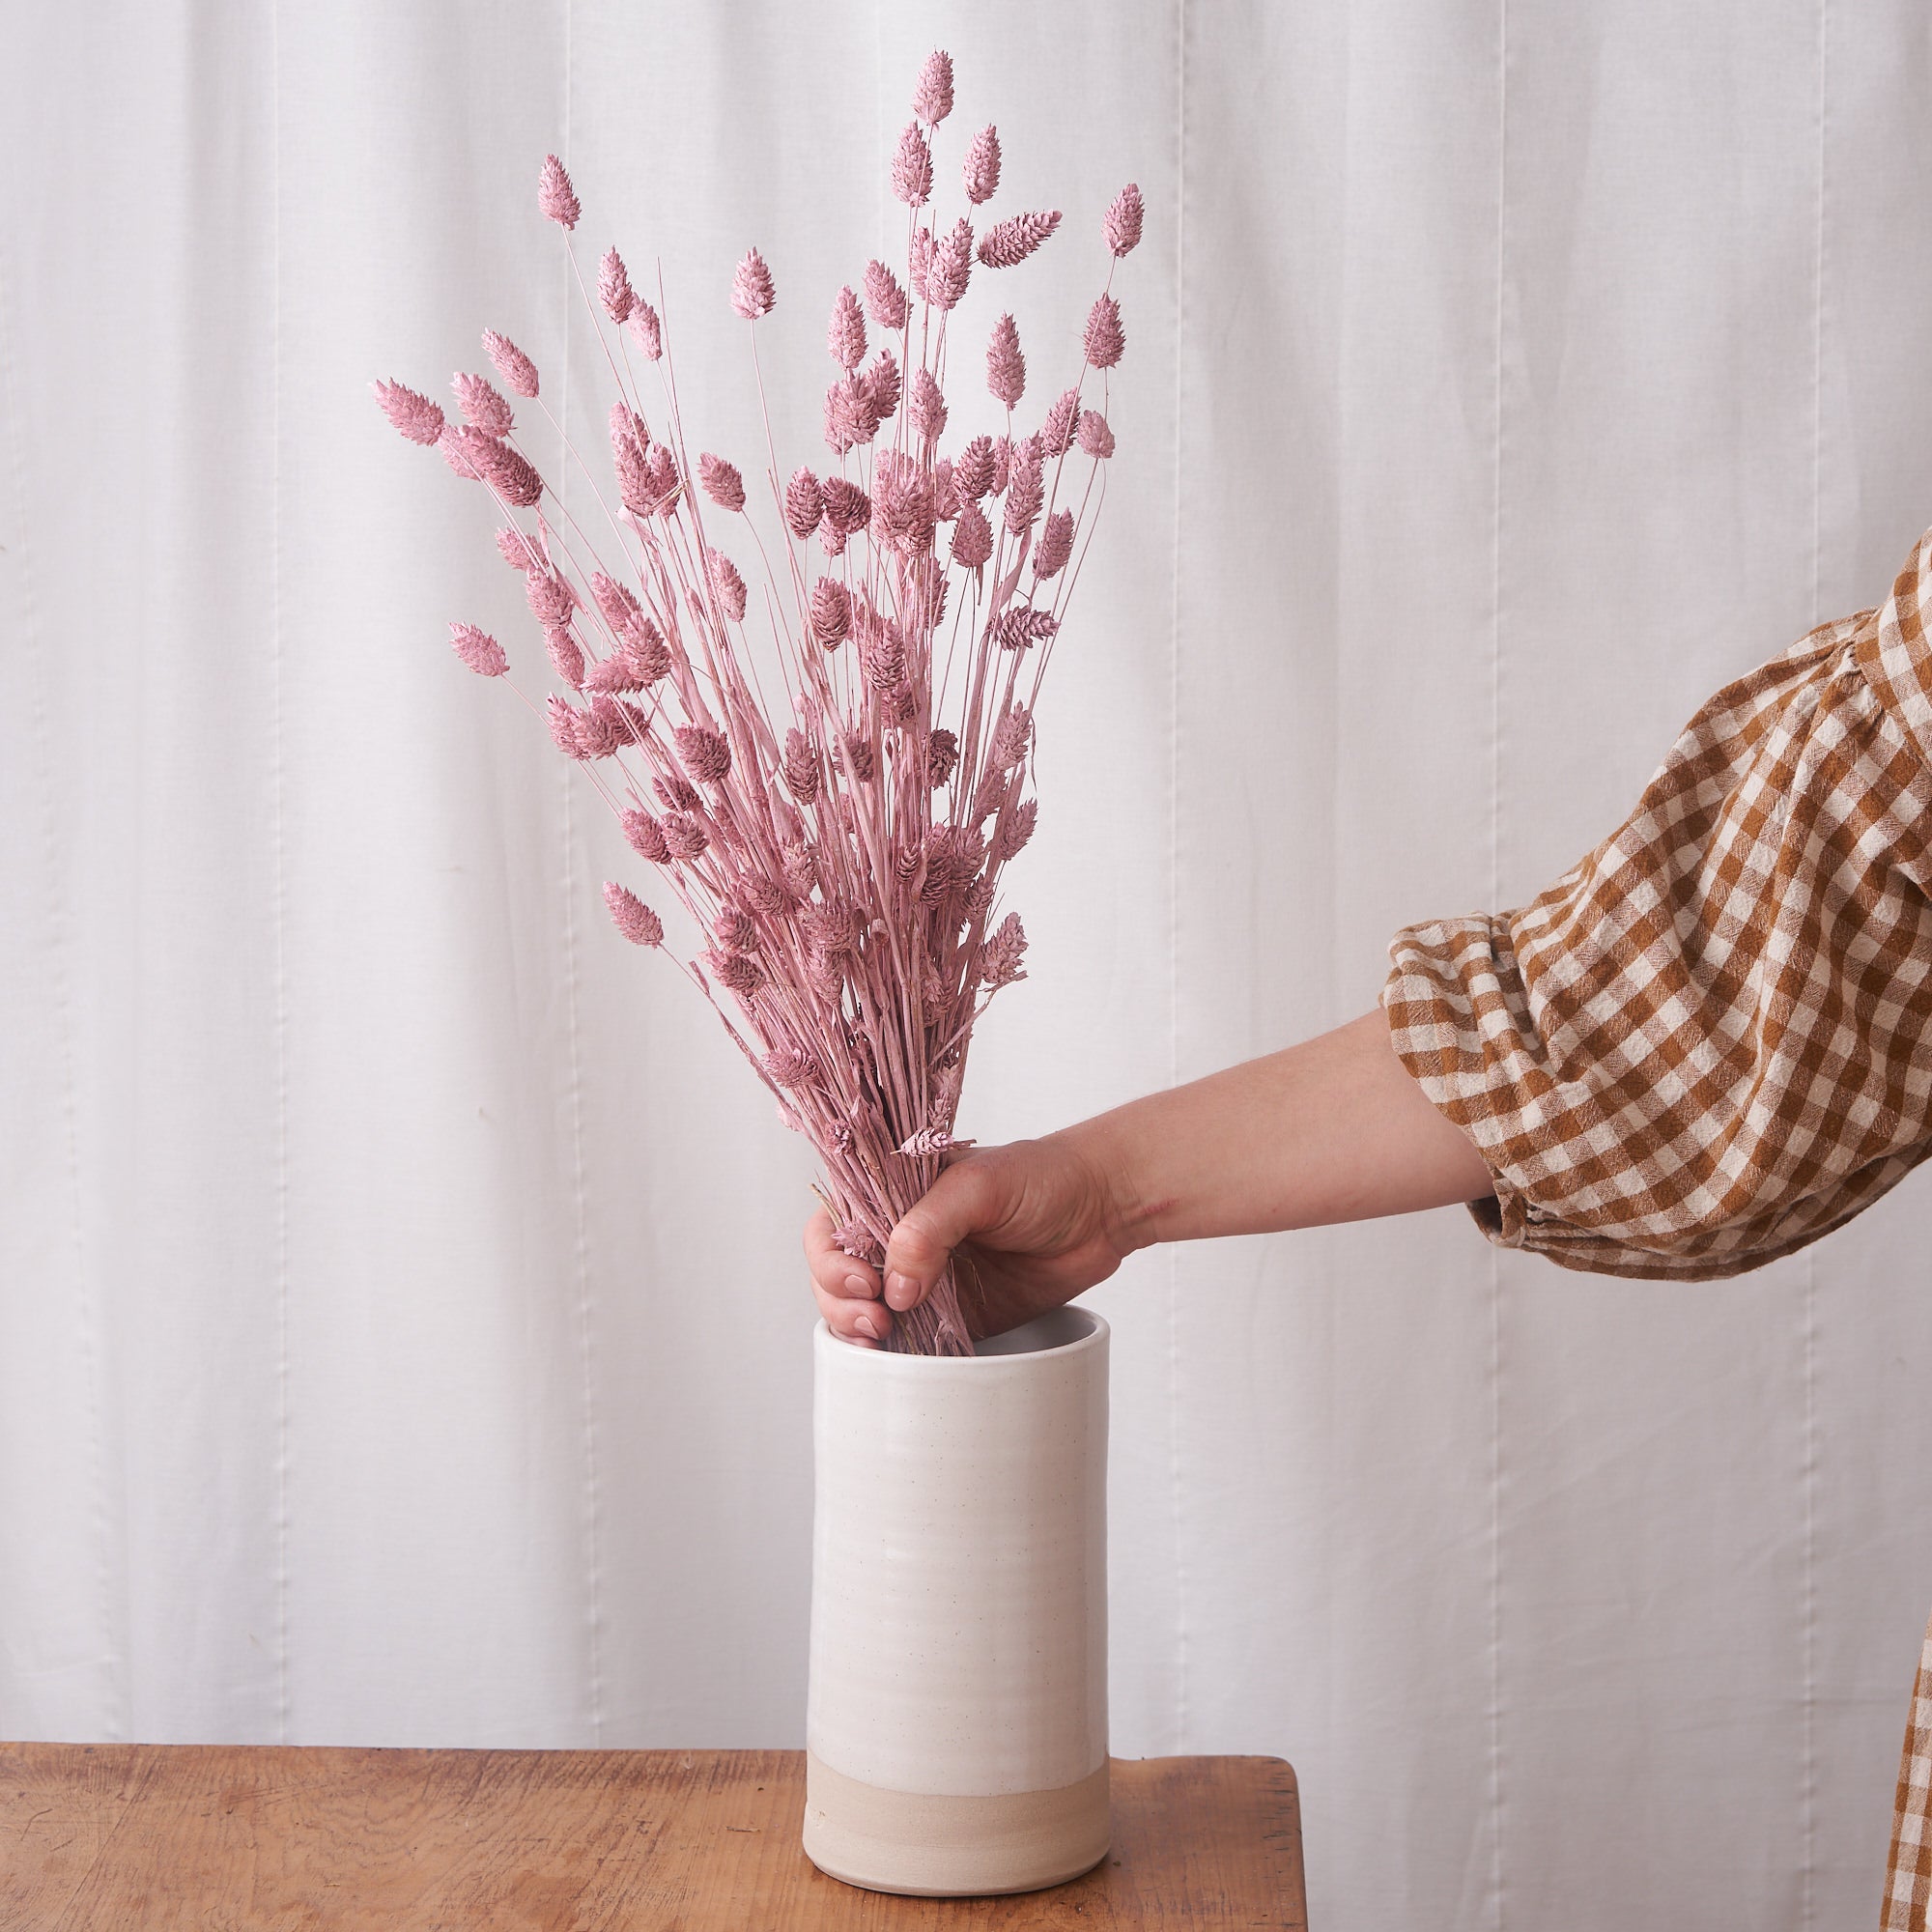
[378,58,1138,1354]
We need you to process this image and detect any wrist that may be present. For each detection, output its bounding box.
[1049,1107,1167,1260]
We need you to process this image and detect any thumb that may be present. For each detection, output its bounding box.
[882,1156,1002,1311]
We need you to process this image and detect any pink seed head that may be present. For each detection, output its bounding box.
[962,125,1002,205]
[482,330,540,398]
[1040,386,1080,456]
[784,467,825,541]
[621,809,671,865]
[546,626,585,688]
[980,911,1029,987]
[453,372,515,436]
[909,367,948,441]
[662,811,709,861]
[698,452,746,512]
[977,210,1061,270]
[822,374,881,456]
[706,549,748,622]
[1105,182,1145,258]
[781,728,820,801]
[372,380,444,446]
[674,724,732,785]
[1003,444,1043,532]
[862,260,909,331]
[995,796,1038,862]
[714,907,757,952]
[892,122,933,207]
[1076,408,1116,459]
[820,476,871,536]
[730,246,776,320]
[928,728,961,787]
[912,48,954,126]
[448,621,508,676]
[598,246,635,322]
[827,285,867,371]
[525,566,577,628]
[1033,508,1074,581]
[925,218,973,312]
[954,435,996,500]
[495,525,539,569]
[951,499,993,569]
[1084,294,1125,369]
[765,1045,820,1087]
[985,314,1025,408]
[603,881,664,947]
[538,154,582,229]
[810,578,851,644]
[628,301,664,360]
[864,350,901,420]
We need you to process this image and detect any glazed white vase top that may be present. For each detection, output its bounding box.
[805,1306,1111,1896]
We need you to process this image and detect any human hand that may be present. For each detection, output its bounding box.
[803,1133,1140,1349]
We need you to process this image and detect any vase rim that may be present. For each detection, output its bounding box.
[812,1305,1107,1367]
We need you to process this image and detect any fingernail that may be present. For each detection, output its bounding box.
[855,1313,879,1340]
[885,1272,917,1311]
[844,1273,875,1300]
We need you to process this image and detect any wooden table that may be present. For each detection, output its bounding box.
[1,1745,1304,1928]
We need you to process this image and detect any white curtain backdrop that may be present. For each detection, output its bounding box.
[6,2,1931,1925]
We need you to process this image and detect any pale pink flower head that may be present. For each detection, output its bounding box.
[899,1126,974,1158]
[714,906,757,952]
[954,435,997,500]
[1084,293,1125,369]
[547,626,585,688]
[980,911,1029,987]
[951,499,993,569]
[495,525,538,569]
[547,694,589,758]
[1040,385,1080,456]
[707,949,765,998]
[863,260,909,331]
[993,606,1057,651]
[603,881,664,947]
[448,621,508,676]
[598,246,635,322]
[482,329,540,398]
[990,701,1034,769]
[908,226,934,303]
[820,476,870,536]
[782,728,820,800]
[699,452,746,512]
[985,314,1025,409]
[995,796,1038,862]
[1032,507,1074,580]
[977,211,1061,269]
[827,285,867,370]
[662,811,710,861]
[766,1045,820,1088]
[822,374,881,455]
[1105,182,1145,257]
[449,426,544,506]
[372,379,444,445]
[810,577,851,644]
[621,809,671,865]
[1076,408,1116,459]
[962,125,1002,205]
[872,457,935,556]
[675,723,732,785]
[525,564,578,628]
[642,443,680,513]
[928,728,961,787]
[784,466,825,541]
[863,350,901,421]
[730,246,776,320]
[706,548,748,622]
[909,367,948,441]
[628,301,664,360]
[453,372,514,436]
[913,48,954,126]
[892,122,933,207]
[1003,442,1043,532]
[538,154,582,229]
[925,217,973,311]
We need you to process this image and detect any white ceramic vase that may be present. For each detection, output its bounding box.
[803,1306,1111,1897]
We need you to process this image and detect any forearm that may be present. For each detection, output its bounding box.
[1055,1009,1495,1251]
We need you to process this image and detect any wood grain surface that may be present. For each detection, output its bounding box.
[0,1745,1305,1929]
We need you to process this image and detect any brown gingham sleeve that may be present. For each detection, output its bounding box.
[1383,524,1932,1281]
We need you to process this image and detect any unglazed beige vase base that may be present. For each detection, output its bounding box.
[803,1751,1111,1897]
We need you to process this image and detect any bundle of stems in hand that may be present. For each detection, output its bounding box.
[378,49,1141,1353]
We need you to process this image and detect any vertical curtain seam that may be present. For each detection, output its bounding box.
[1165,0,1190,1754]
[559,0,607,1747]
[270,0,293,1749]
[1491,1,1509,1922]
[0,91,123,1745]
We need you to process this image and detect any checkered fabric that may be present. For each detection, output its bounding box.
[1383,526,1932,1281]
[1887,1608,1932,1930]
[1381,525,1932,1923]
